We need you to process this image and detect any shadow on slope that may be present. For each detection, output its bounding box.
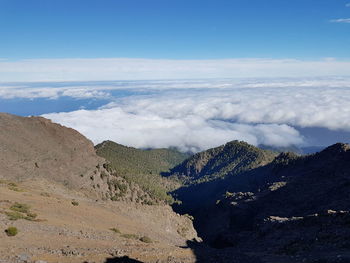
[184,240,264,263]
[172,143,350,262]
[103,256,144,263]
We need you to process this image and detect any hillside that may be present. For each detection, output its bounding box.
[168,140,277,184]
[95,140,189,204]
[2,112,350,262]
[95,140,188,176]
[0,113,153,203]
[173,142,350,262]
[0,113,199,263]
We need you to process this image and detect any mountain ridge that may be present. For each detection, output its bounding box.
[167,140,277,185]
[172,140,350,261]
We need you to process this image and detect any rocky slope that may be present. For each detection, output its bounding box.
[0,113,167,204]
[174,142,350,262]
[0,113,199,263]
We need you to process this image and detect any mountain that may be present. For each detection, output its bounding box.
[173,142,350,262]
[260,144,326,155]
[0,113,151,203]
[167,140,277,185]
[2,112,350,262]
[0,113,199,263]
[95,140,189,204]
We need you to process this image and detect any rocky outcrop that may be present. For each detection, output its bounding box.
[176,142,350,262]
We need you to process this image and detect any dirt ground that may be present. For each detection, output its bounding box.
[0,180,198,263]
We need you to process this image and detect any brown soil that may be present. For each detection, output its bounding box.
[0,180,198,263]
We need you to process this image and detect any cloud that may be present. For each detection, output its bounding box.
[0,83,111,99]
[0,58,350,82]
[43,108,303,152]
[1,77,350,100]
[346,3,350,7]
[37,77,350,151]
[330,18,350,23]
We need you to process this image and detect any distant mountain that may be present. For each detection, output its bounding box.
[173,141,350,262]
[260,144,326,155]
[167,140,277,185]
[95,140,189,204]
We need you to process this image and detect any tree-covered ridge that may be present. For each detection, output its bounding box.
[95,140,189,204]
[168,140,277,184]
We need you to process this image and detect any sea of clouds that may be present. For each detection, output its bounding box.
[1,77,349,152]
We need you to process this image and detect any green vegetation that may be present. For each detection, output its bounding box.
[5,203,38,221]
[0,179,7,184]
[6,211,37,221]
[110,227,121,234]
[5,211,26,220]
[183,213,194,221]
[6,182,24,192]
[5,226,18,236]
[121,233,139,239]
[109,227,151,243]
[95,140,189,204]
[71,201,79,206]
[10,203,30,213]
[169,140,277,185]
[139,236,152,243]
[40,192,51,197]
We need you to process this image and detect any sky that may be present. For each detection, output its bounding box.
[0,0,350,60]
[0,0,349,151]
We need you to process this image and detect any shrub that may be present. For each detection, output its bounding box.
[8,184,24,192]
[5,226,18,236]
[121,233,138,239]
[0,179,7,184]
[143,200,154,206]
[10,203,30,213]
[183,213,194,221]
[25,212,37,220]
[5,211,25,220]
[71,201,79,206]
[110,227,121,234]
[139,236,152,243]
[110,195,119,201]
[100,171,108,179]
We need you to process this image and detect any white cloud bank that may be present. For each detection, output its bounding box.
[0,58,350,82]
[39,78,350,151]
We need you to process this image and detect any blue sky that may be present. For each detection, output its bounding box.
[1,0,350,60]
[0,1,349,150]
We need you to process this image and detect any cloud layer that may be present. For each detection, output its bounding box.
[1,58,350,82]
[30,77,350,151]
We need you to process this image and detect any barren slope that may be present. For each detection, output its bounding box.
[0,180,198,263]
[0,113,199,263]
[0,113,102,193]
